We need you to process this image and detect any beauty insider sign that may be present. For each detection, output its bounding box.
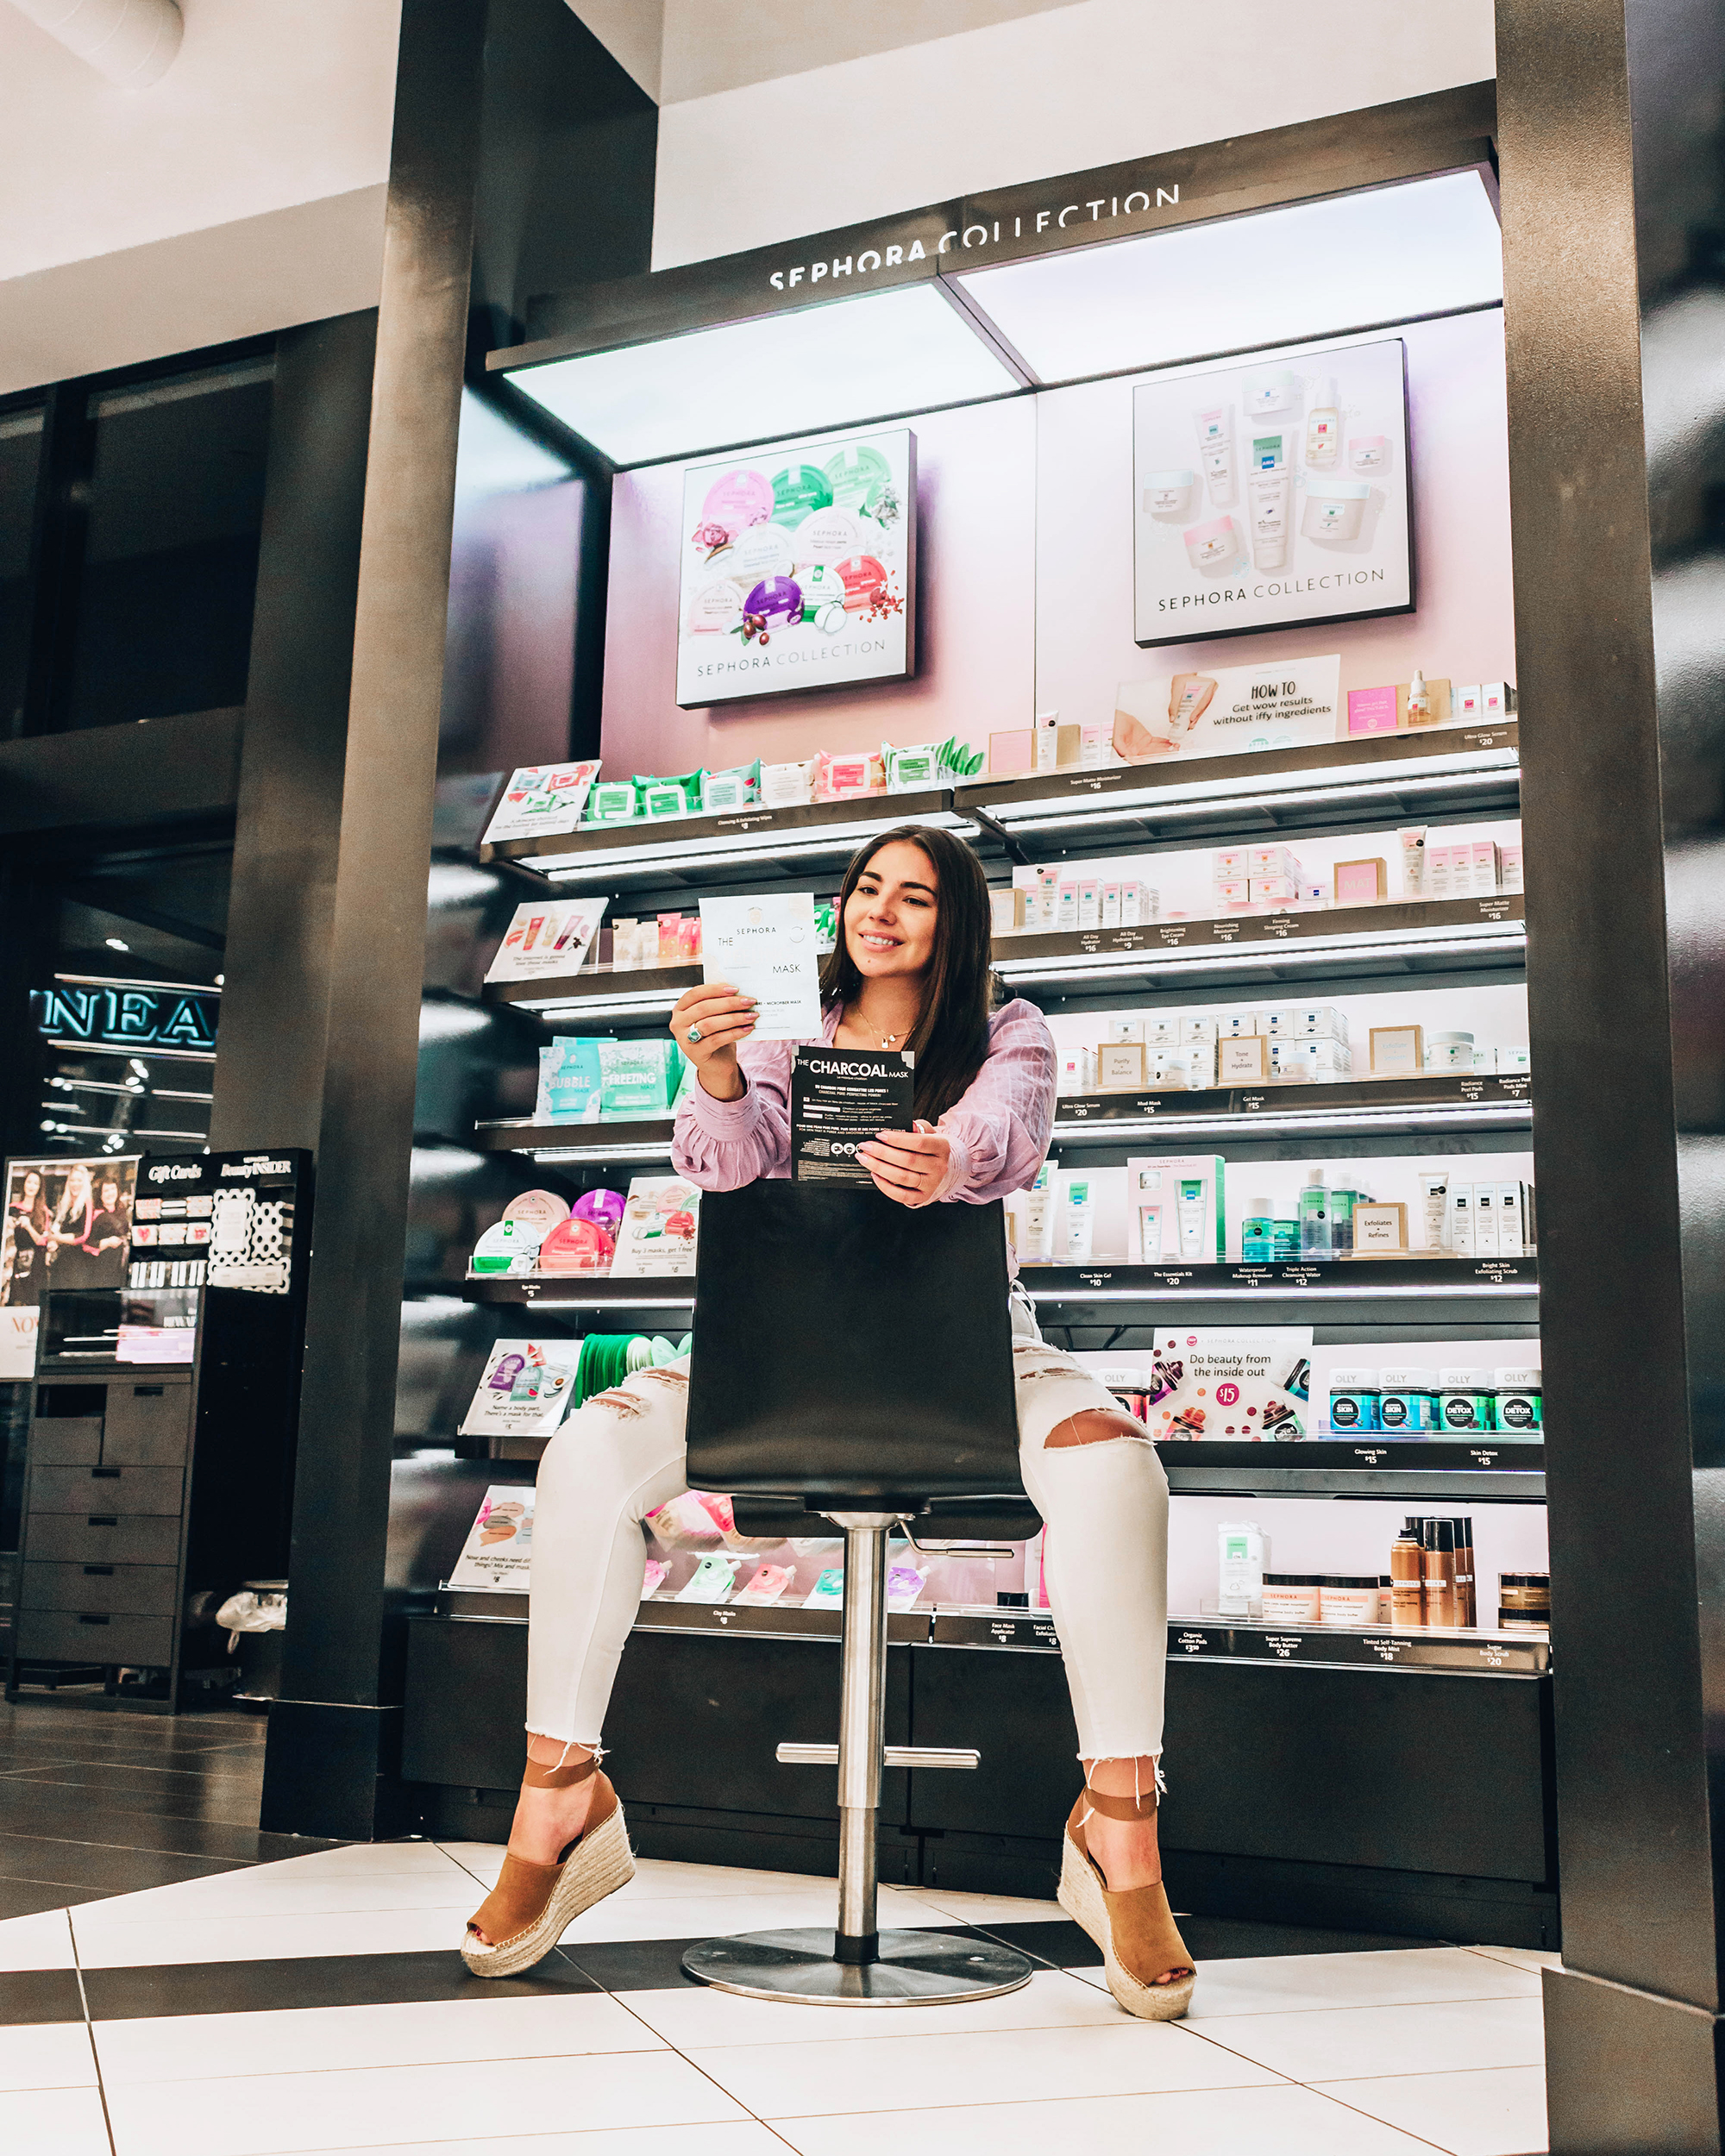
[676,427,916,706]
[1132,337,1412,648]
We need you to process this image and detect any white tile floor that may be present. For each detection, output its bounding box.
[0,1842,1557,2156]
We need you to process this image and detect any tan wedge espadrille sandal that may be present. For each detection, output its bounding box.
[461,1752,635,1978]
[1057,1783,1196,2021]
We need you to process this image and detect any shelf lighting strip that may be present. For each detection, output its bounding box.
[45,1037,217,1064]
[996,927,1527,988]
[526,808,979,881]
[492,1294,697,1310]
[982,749,1519,832]
[530,1141,676,1164]
[1024,1282,1535,1303]
[511,989,683,1019]
[1051,1100,1533,1143]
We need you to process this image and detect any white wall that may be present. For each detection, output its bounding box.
[0,0,400,392]
[650,0,1496,268]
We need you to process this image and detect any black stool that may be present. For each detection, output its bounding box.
[678,1180,1039,2005]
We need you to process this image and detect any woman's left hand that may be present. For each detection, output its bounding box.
[857,1125,951,1209]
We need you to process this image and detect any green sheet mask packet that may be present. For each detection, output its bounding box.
[586,780,639,823]
[885,742,941,792]
[597,1038,681,1118]
[823,441,893,516]
[804,1567,845,1607]
[637,771,701,818]
[536,1037,612,1123]
[700,760,761,813]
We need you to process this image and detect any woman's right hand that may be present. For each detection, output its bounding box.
[671,982,757,1100]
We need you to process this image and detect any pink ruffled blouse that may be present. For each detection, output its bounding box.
[671,997,1057,1212]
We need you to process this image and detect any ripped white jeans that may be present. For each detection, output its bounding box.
[526,1288,1170,1763]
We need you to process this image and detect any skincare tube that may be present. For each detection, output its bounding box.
[1247,468,1290,571]
[1021,1161,1056,1263]
[1399,827,1427,899]
[1176,1176,1207,1260]
[1063,1176,1095,1261]
[1193,404,1233,501]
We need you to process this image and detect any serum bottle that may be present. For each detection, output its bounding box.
[1306,376,1342,469]
[1298,1169,1332,1258]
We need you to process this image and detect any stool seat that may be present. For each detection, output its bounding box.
[678,1181,1035,2008]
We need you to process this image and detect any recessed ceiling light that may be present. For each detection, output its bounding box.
[504,283,1022,466]
[105,937,129,952]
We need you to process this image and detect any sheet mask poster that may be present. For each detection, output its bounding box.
[1114,655,1341,764]
[482,762,600,846]
[459,1342,579,1439]
[447,1487,536,1591]
[676,428,917,706]
[1132,338,1412,648]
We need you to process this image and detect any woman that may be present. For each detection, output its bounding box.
[463,826,1193,2019]
[3,1169,52,1307]
[47,1164,101,1290]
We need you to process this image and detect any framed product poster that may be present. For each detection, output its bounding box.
[676,427,916,707]
[1133,337,1412,647]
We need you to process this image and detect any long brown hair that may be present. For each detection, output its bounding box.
[818,824,997,1122]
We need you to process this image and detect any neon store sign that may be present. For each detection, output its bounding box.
[33,983,217,1051]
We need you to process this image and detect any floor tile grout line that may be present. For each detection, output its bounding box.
[68,1911,121,2156]
[1295,2066,1498,2155]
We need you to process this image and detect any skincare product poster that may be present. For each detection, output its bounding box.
[486,898,608,984]
[699,892,823,1039]
[1114,654,1341,763]
[448,1486,536,1591]
[1145,1328,1313,1441]
[676,428,916,707]
[611,1176,702,1278]
[1132,337,1411,649]
[482,762,600,846]
[459,1342,579,1438]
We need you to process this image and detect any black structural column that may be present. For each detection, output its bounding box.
[1498,3,1725,2148]
[208,310,377,1154]
[261,0,489,1839]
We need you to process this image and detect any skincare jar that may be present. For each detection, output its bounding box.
[1493,1367,1543,1432]
[1183,515,1239,572]
[1427,1031,1477,1073]
[1350,435,1391,473]
[1499,1571,1551,1631]
[1260,1574,1322,1624]
[1438,1369,1492,1432]
[1378,1366,1439,1433]
[1144,468,1196,516]
[1245,370,1299,417]
[471,1218,544,1275]
[1327,1368,1381,1432]
[1301,479,1371,542]
[1320,1576,1384,1626]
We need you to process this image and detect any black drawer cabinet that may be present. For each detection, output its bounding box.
[28,1463,185,1515]
[25,1514,181,1564]
[22,1562,179,1616]
[11,1370,198,1698]
[15,1610,176,1664]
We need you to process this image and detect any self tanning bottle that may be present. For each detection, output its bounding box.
[1390,1522,1425,1626]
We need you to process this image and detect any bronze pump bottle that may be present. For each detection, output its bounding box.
[1390,1520,1424,1626]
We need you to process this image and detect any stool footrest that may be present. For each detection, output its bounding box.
[777,1741,979,1771]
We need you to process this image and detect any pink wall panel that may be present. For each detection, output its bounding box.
[599,397,1038,776]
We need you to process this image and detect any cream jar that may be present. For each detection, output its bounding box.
[1302,479,1371,542]
[1183,515,1238,571]
[1144,469,1196,516]
[1320,1575,1383,1626]
[1260,1574,1321,1624]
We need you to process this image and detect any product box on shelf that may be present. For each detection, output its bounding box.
[1128,1156,1226,1262]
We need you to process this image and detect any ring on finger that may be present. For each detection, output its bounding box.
[687,1024,703,1043]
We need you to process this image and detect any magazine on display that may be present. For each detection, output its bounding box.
[485,898,608,983]
[448,1487,536,1590]
[459,1342,580,1439]
[790,1046,915,1186]
[482,762,601,845]
[610,1176,701,1278]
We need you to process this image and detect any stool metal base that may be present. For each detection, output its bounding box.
[681,1926,1035,2006]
